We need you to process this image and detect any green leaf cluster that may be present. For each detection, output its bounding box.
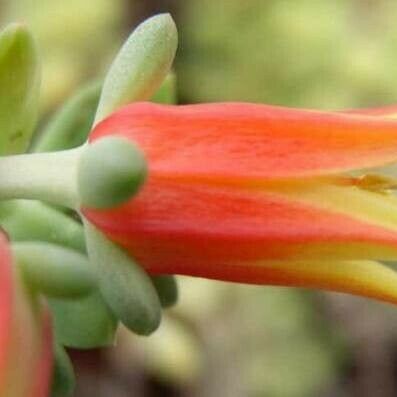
[0,14,179,396]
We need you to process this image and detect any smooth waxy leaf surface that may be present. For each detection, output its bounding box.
[0,23,40,155]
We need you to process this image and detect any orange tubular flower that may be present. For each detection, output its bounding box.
[0,233,52,397]
[84,101,397,304]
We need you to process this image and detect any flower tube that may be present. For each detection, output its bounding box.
[84,102,397,304]
[0,233,52,396]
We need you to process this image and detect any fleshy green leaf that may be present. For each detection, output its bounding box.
[0,23,40,154]
[151,275,179,308]
[151,73,177,104]
[51,343,75,397]
[84,220,161,335]
[49,291,117,348]
[0,200,86,252]
[0,201,117,347]
[94,13,178,123]
[33,81,101,153]
[13,242,96,298]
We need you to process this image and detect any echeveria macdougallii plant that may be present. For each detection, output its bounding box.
[3,13,397,396]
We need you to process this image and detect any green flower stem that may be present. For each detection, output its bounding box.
[0,147,82,209]
[0,136,147,210]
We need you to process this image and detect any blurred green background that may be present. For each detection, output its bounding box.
[2,1,397,396]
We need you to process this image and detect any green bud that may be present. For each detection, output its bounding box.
[78,136,146,209]
[0,23,40,154]
[33,81,101,153]
[13,242,96,298]
[84,221,161,335]
[94,13,178,123]
[49,291,117,348]
[51,343,75,397]
[151,275,179,308]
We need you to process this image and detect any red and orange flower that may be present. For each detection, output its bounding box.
[84,102,397,304]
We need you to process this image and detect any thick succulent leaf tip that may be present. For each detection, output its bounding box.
[84,220,162,335]
[0,21,40,155]
[49,291,118,349]
[95,14,177,123]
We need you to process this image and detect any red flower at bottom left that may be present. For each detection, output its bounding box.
[0,232,52,397]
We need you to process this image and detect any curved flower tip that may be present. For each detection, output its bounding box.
[84,102,397,305]
[0,233,52,396]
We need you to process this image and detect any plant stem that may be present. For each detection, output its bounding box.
[0,147,83,209]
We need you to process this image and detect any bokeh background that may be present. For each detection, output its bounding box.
[2,1,397,396]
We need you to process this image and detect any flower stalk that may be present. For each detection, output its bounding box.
[0,148,82,209]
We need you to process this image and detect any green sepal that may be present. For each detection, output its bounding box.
[0,23,40,154]
[78,136,147,209]
[0,200,86,252]
[84,220,161,335]
[94,13,178,123]
[12,241,96,298]
[151,275,179,308]
[49,291,118,349]
[151,73,177,104]
[33,81,101,153]
[50,343,75,397]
